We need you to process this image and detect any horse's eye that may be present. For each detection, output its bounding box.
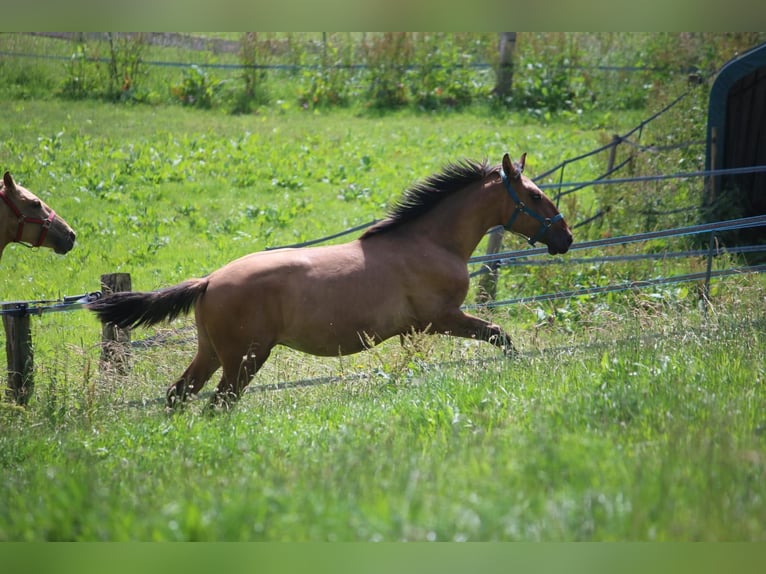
[531,193,542,202]
[32,199,42,208]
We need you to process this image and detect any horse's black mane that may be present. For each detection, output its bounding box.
[360,158,497,239]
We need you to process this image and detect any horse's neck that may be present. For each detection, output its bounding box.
[402,185,502,260]
[0,202,12,259]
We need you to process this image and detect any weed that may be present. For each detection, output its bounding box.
[171,65,222,109]
[59,42,102,100]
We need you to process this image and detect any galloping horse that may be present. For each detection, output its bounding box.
[89,153,573,408]
[0,172,76,260]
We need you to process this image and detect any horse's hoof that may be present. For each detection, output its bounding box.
[207,390,237,413]
[503,344,519,358]
[166,388,189,410]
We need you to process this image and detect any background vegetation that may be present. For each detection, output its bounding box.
[2,32,764,113]
[0,33,765,541]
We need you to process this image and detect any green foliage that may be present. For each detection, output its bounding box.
[103,33,148,103]
[59,42,102,100]
[171,65,222,109]
[2,33,766,115]
[297,34,356,109]
[362,33,414,110]
[229,33,271,114]
[410,33,486,110]
[57,33,149,103]
[510,33,657,115]
[512,34,580,113]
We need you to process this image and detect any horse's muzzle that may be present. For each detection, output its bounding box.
[546,227,573,255]
[53,229,77,254]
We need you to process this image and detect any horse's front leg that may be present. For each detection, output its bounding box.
[432,310,518,356]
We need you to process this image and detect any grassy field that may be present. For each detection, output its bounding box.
[1,94,765,540]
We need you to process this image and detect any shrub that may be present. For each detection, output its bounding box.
[171,65,222,109]
[104,33,148,103]
[512,33,582,114]
[362,33,414,110]
[298,34,356,109]
[230,32,271,114]
[410,33,481,110]
[59,42,102,100]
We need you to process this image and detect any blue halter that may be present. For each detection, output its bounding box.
[501,168,563,246]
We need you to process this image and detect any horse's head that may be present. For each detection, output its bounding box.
[0,172,76,259]
[498,153,573,255]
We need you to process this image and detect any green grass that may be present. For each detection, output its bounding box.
[1,96,765,540]
[2,296,765,541]
[0,98,638,301]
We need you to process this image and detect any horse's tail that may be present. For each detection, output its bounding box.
[88,278,209,329]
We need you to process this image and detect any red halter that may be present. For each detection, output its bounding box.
[0,188,56,248]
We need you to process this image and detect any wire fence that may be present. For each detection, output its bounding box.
[4,152,765,321]
[252,72,724,254]
[3,211,765,321]
[0,48,712,76]
[0,292,101,318]
[3,168,765,403]
[238,313,766,396]
[4,32,716,75]
[542,165,766,193]
[258,165,766,253]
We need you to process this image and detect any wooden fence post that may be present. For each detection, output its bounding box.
[475,226,505,304]
[2,302,33,405]
[100,273,132,374]
[606,134,620,174]
[494,32,517,100]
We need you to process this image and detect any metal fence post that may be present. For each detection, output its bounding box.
[703,231,717,313]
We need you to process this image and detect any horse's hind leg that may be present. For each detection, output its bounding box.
[166,328,220,407]
[167,351,220,408]
[209,345,272,410]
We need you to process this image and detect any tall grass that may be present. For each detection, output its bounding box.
[1,278,764,540]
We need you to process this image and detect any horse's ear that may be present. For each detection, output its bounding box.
[502,153,515,179]
[503,153,525,180]
[3,171,15,190]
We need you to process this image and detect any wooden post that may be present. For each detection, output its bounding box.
[606,134,620,174]
[2,302,33,405]
[100,273,132,374]
[494,32,517,100]
[476,226,504,304]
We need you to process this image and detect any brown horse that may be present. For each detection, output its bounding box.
[0,172,76,260]
[89,153,573,408]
